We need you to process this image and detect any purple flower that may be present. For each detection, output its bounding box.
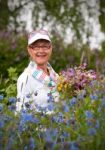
[67,68,75,77]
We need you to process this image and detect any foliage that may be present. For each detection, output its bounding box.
[0,67,18,97]
[0,65,105,150]
[0,30,28,79]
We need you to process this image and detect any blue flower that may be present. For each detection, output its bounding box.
[24,146,28,150]
[90,94,98,101]
[86,120,93,127]
[62,131,70,138]
[8,105,16,111]
[26,93,31,98]
[18,122,25,133]
[44,130,52,142]
[58,112,64,123]
[88,128,96,135]
[102,98,105,107]
[29,137,36,149]
[51,116,58,123]
[25,102,31,109]
[63,103,69,112]
[47,93,54,103]
[95,120,100,129]
[21,112,39,124]
[32,117,40,124]
[0,104,3,111]
[69,97,77,106]
[0,95,4,101]
[85,110,93,119]
[6,137,14,150]
[21,113,33,122]
[0,121,4,128]
[47,103,55,111]
[8,97,16,103]
[70,141,79,150]
[51,128,58,137]
[77,90,86,100]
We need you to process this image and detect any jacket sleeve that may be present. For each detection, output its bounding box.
[16,72,31,111]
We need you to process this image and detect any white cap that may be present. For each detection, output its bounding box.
[28,29,51,45]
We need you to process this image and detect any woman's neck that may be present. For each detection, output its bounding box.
[37,64,50,76]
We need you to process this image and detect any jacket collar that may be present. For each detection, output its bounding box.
[28,61,58,86]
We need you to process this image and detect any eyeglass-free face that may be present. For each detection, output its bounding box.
[28,40,52,67]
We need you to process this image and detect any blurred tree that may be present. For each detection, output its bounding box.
[0,0,105,41]
[99,0,105,33]
[0,0,11,30]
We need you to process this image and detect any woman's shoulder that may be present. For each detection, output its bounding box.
[17,69,30,84]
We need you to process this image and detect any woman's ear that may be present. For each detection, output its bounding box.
[27,46,32,57]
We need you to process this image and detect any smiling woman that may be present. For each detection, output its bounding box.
[16,29,59,112]
[28,39,52,73]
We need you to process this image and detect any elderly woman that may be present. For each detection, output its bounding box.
[16,29,59,112]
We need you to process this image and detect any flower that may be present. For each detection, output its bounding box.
[1,64,105,149]
[85,111,93,119]
[8,97,16,103]
[0,104,3,111]
[29,137,36,149]
[88,128,96,135]
[0,95,4,100]
[57,64,97,98]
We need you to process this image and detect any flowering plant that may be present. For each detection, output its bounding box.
[57,63,97,99]
[0,65,105,150]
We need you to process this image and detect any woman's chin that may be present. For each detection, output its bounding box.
[35,60,48,66]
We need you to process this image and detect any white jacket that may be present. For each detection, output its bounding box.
[16,61,59,112]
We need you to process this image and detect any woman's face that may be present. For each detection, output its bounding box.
[28,39,52,66]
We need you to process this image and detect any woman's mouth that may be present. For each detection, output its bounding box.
[36,54,47,57]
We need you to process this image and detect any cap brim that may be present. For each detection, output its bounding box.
[28,33,51,45]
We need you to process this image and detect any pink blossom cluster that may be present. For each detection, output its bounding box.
[61,63,97,90]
